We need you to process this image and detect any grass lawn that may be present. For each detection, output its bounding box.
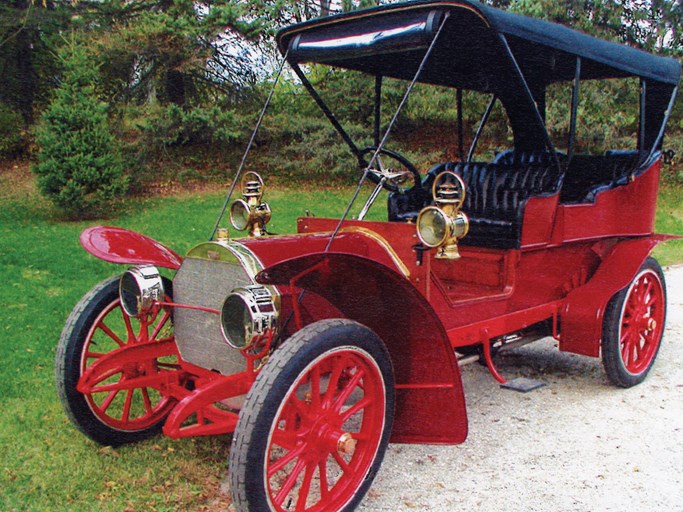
[0,161,681,511]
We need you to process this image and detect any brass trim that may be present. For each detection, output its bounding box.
[340,227,411,278]
[186,241,264,281]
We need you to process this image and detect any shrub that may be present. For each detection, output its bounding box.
[136,103,244,148]
[34,43,127,219]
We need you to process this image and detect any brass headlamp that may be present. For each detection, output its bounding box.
[230,172,271,237]
[416,171,469,259]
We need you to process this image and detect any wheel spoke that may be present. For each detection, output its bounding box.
[318,460,330,500]
[141,388,153,415]
[273,457,306,507]
[322,359,345,408]
[340,396,371,423]
[640,279,653,304]
[294,462,316,511]
[634,336,644,361]
[122,310,137,343]
[121,389,133,422]
[150,310,172,341]
[350,431,371,442]
[332,367,364,413]
[332,449,352,475]
[89,367,126,388]
[97,320,125,347]
[288,395,312,424]
[620,331,634,366]
[98,389,119,414]
[268,444,305,478]
[309,365,322,412]
[271,427,300,451]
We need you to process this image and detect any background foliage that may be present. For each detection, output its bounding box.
[0,0,681,212]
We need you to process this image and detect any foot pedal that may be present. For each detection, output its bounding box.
[500,377,546,393]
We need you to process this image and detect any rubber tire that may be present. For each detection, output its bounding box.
[601,257,667,388]
[229,319,395,512]
[55,276,172,446]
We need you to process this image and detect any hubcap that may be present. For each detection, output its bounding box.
[337,433,357,455]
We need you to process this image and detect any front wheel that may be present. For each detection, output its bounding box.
[601,257,667,388]
[55,276,177,446]
[230,319,395,512]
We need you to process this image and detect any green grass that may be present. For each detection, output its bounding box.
[653,185,683,266]
[0,165,681,511]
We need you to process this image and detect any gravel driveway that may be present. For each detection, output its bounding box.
[359,265,683,512]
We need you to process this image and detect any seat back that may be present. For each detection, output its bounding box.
[492,149,563,166]
[425,160,562,248]
[560,151,641,204]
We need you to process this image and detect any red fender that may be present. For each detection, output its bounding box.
[560,234,677,356]
[80,226,182,270]
[257,252,468,445]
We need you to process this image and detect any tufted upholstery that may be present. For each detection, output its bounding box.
[388,158,564,249]
[492,149,564,166]
[560,151,641,204]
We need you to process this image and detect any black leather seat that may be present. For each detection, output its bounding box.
[388,153,564,249]
[560,151,641,204]
[492,149,563,166]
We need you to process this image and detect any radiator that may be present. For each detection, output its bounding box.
[173,247,254,375]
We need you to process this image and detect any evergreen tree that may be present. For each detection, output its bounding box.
[34,42,127,219]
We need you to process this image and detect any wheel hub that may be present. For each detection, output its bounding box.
[337,432,357,455]
[305,415,356,459]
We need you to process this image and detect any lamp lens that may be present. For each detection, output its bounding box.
[418,207,448,247]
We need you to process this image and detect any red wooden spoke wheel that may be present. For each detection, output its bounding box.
[230,319,394,512]
[602,257,667,388]
[56,276,177,446]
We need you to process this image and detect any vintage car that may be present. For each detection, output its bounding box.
[55,1,681,511]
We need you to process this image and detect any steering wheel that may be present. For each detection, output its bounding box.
[359,147,421,194]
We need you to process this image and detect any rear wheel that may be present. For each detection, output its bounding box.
[230,319,395,512]
[55,276,177,446]
[601,257,666,388]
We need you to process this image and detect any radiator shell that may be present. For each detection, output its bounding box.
[173,241,263,375]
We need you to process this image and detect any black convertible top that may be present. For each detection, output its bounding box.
[277,0,681,87]
[277,0,679,154]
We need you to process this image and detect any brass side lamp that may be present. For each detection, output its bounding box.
[229,172,272,237]
[416,171,469,259]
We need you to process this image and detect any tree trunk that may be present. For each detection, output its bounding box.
[320,0,331,17]
[14,0,35,125]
